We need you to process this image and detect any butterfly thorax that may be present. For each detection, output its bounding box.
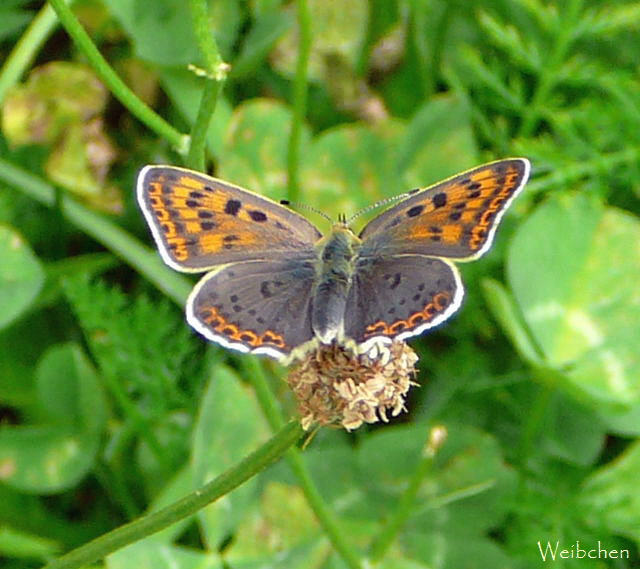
[311,225,362,344]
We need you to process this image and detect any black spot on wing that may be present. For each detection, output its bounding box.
[407,205,424,217]
[225,199,241,216]
[248,210,268,222]
[433,193,447,208]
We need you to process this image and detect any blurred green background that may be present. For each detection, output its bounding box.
[1,0,639,568]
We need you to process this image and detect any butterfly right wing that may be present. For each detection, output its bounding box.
[342,254,463,353]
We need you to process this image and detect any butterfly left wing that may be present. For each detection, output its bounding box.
[358,158,530,260]
[342,254,464,352]
[137,165,322,272]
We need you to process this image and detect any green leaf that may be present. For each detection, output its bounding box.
[35,342,108,434]
[507,194,640,406]
[0,224,44,330]
[0,426,100,494]
[218,99,311,199]
[107,541,221,569]
[232,10,294,79]
[191,365,269,549]
[300,121,405,219]
[481,277,544,365]
[105,0,199,65]
[271,0,369,79]
[0,342,106,493]
[580,441,640,544]
[396,95,479,189]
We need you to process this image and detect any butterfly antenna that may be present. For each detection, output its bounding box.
[280,199,332,223]
[344,187,421,225]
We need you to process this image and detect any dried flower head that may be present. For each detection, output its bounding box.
[286,341,419,431]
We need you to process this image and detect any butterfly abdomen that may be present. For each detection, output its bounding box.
[311,226,361,343]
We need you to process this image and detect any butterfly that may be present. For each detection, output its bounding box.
[137,158,530,364]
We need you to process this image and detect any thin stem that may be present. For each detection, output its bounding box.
[186,0,229,170]
[368,426,446,562]
[286,0,312,202]
[41,421,304,569]
[47,0,187,153]
[0,0,75,104]
[242,359,364,569]
[0,158,192,306]
[186,78,224,171]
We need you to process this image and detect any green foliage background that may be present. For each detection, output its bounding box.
[1,1,640,568]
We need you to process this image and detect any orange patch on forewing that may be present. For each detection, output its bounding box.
[200,306,287,349]
[363,291,453,339]
[197,231,256,254]
[177,175,205,190]
[468,164,521,251]
[441,224,462,244]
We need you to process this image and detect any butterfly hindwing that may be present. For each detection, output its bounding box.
[187,254,318,361]
[343,254,463,351]
[137,165,322,272]
[358,158,530,260]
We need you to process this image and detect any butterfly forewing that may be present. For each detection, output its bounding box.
[137,165,322,272]
[358,159,530,260]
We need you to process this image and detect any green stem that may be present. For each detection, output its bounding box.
[41,421,304,569]
[186,0,229,170]
[186,78,224,171]
[242,359,364,569]
[0,158,192,306]
[47,0,187,153]
[286,0,312,201]
[0,0,75,104]
[368,426,446,562]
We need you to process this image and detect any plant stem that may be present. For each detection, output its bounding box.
[41,421,303,569]
[286,0,312,202]
[47,0,187,153]
[186,0,229,170]
[368,426,446,562]
[242,359,364,569]
[0,0,75,104]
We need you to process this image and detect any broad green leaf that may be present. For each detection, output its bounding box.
[107,541,221,569]
[0,224,44,330]
[229,482,321,560]
[356,422,516,533]
[232,10,294,79]
[35,342,107,435]
[402,533,512,569]
[508,194,640,406]
[271,0,368,79]
[300,121,405,219]
[580,441,640,544]
[191,365,269,549]
[0,342,105,493]
[218,99,311,199]
[536,391,605,466]
[481,277,544,366]
[0,426,100,493]
[397,96,479,189]
[105,0,199,65]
